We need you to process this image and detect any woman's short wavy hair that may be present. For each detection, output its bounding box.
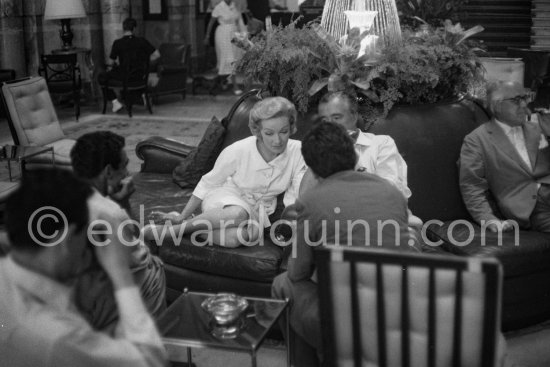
[249,96,298,136]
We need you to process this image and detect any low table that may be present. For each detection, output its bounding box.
[0,145,55,181]
[157,290,290,367]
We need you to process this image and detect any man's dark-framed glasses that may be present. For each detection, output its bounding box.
[502,94,533,105]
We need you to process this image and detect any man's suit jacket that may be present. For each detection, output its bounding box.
[288,170,415,282]
[459,118,550,228]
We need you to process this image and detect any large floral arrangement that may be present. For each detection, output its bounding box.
[235,18,484,125]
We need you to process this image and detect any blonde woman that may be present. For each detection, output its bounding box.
[145,97,307,247]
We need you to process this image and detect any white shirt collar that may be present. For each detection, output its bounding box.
[250,137,289,171]
[354,129,374,147]
[494,118,520,135]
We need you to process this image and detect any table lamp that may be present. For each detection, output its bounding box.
[44,0,87,50]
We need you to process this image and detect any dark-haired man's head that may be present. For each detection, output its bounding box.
[301,122,357,179]
[5,169,93,281]
[318,91,359,131]
[71,131,128,196]
[122,18,137,32]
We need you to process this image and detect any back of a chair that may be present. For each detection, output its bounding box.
[159,43,189,67]
[315,247,502,367]
[0,76,64,146]
[40,53,80,90]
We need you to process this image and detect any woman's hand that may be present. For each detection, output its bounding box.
[149,211,184,223]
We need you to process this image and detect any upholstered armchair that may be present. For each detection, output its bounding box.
[0,76,75,167]
[0,69,15,118]
[149,43,190,103]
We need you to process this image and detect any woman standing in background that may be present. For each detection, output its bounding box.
[204,0,246,95]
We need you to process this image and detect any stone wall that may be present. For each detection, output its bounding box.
[0,0,199,77]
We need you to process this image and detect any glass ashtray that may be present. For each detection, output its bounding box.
[201,293,249,326]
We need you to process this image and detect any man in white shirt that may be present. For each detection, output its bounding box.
[460,81,550,232]
[71,131,166,331]
[298,91,422,230]
[0,168,167,367]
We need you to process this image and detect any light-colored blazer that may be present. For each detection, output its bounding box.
[459,118,550,228]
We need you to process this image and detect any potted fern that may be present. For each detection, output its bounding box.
[236,18,485,126]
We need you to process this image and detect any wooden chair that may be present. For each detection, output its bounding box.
[315,246,503,367]
[39,53,82,121]
[100,49,152,118]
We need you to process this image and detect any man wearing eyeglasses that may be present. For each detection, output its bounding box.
[459,80,550,232]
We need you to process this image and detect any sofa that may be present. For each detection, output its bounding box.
[132,89,550,331]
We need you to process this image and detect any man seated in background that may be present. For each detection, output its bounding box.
[71,131,166,332]
[0,169,166,367]
[98,17,160,112]
[272,122,417,366]
[460,81,550,232]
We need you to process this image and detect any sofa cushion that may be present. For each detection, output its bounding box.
[158,235,284,282]
[427,220,550,277]
[173,116,225,188]
[130,172,192,221]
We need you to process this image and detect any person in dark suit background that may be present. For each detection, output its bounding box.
[460,80,550,232]
[272,122,416,366]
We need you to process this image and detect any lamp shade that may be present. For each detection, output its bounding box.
[322,0,402,47]
[44,0,86,20]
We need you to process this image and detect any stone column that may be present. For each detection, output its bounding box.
[167,0,187,43]
[22,0,42,77]
[86,0,106,72]
[101,0,130,64]
[0,0,26,77]
[181,0,198,71]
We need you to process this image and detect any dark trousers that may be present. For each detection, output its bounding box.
[272,272,321,367]
[97,68,125,101]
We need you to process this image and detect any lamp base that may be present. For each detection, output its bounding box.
[60,19,74,50]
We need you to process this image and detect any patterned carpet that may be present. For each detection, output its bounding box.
[65,114,210,173]
[0,114,211,180]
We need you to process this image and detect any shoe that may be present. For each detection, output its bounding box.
[112,99,123,113]
[233,89,243,96]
